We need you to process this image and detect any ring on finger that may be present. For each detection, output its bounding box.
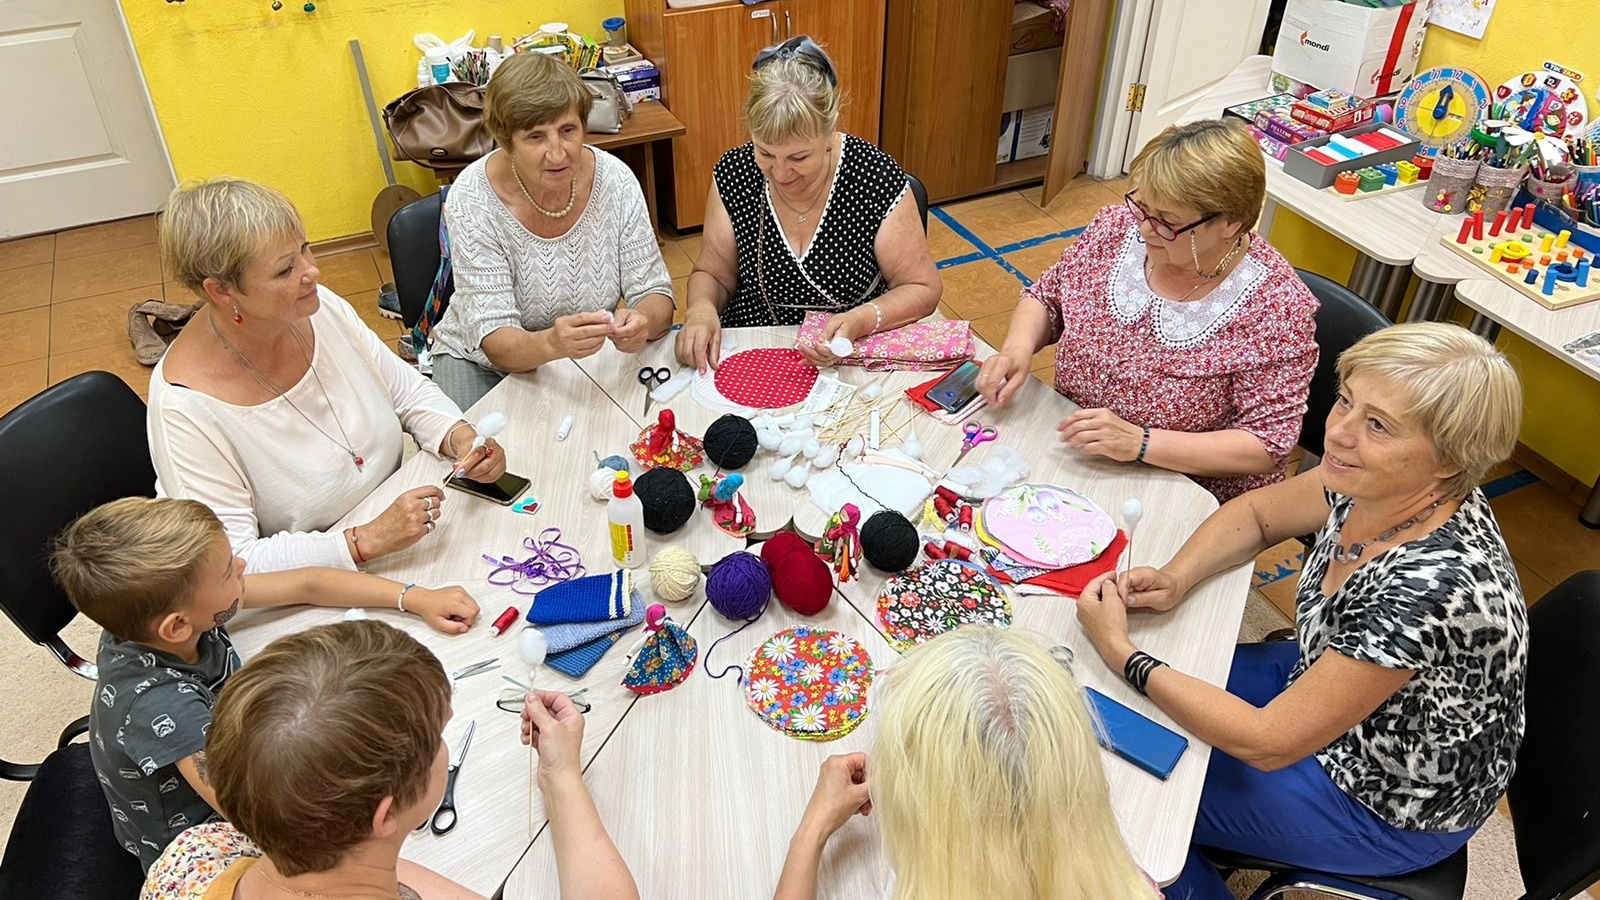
[424,497,435,511]
[426,520,436,534]
[428,507,439,522]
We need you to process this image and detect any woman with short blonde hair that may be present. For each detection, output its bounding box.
[154,178,508,574]
[675,37,940,372]
[979,119,1318,503]
[1075,322,1528,898]
[775,626,1157,900]
[428,51,674,410]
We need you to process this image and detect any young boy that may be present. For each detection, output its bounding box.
[51,496,481,870]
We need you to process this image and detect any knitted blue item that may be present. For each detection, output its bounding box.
[528,571,633,625]
[540,595,645,653]
[546,631,624,678]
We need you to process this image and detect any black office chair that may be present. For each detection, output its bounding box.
[906,172,929,233]
[1207,570,1600,900]
[387,191,453,330]
[0,738,145,900]
[1294,268,1392,462]
[0,372,156,681]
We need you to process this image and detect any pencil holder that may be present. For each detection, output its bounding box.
[1472,163,1528,216]
[1575,164,1600,194]
[1526,167,1576,204]
[1424,156,1479,214]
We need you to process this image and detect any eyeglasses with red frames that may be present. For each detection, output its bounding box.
[1124,191,1216,241]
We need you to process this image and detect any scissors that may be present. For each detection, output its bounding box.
[430,720,475,835]
[638,366,672,417]
[450,659,498,684]
[950,422,999,468]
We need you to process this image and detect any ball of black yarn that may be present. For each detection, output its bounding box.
[635,467,695,534]
[703,414,758,470]
[861,510,919,572]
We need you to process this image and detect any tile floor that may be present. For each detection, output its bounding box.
[4,171,1596,607]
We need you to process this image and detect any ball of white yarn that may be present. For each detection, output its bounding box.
[649,546,701,603]
[589,467,619,500]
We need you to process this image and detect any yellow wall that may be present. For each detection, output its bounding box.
[1268,0,1600,486]
[120,0,620,241]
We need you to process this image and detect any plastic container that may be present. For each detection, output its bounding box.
[607,471,644,569]
[426,51,451,85]
[603,16,627,47]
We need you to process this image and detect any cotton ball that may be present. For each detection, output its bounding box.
[519,627,548,669]
[795,416,814,430]
[902,429,923,460]
[803,438,821,460]
[649,546,702,603]
[769,455,795,480]
[862,382,884,400]
[845,436,865,458]
[784,463,811,488]
[753,414,776,431]
[813,447,836,469]
[778,434,805,457]
[828,336,853,358]
[757,428,782,451]
[1122,498,1144,530]
[589,466,619,500]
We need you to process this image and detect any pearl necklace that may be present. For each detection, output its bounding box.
[510,157,577,218]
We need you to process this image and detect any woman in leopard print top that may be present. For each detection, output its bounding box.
[1075,323,1527,899]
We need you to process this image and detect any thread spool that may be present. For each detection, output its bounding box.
[706,551,771,620]
[861,510,919,572]
[649,546,701,603]
[635,467,695,534]
[703,414,759,470]
[760,531,833,615]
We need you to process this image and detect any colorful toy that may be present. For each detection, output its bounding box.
[1396,66,1492,154]
[697,472,756,537]
[1441,210,1600,310]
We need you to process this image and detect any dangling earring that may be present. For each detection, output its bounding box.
[232,306,244,325]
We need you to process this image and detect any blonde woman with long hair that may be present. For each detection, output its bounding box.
[774,625,1158,900]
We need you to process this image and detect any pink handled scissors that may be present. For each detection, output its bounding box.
[951,422,998,467]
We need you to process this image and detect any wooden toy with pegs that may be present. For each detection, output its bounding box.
[1326,159,1429,201]
[1439,203,1600,310]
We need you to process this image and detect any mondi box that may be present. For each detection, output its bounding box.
[1271,0,1432,100]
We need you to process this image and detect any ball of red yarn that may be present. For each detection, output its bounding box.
[760,531,833,616]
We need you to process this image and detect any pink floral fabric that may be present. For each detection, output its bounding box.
[796,312,975,371]
[1024,205,1319,502]
[141,822,260,900]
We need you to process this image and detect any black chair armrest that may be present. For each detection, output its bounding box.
[58,715,89,749]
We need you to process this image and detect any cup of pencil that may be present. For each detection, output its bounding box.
[1473,161,1528,216]
[1426,152,1480,214]
[1527,163,1576,203]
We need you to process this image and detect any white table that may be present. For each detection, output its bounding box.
[1182,56,1477,320]
[228,329,1254,896]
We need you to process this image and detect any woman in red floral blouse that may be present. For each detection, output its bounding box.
[978,120,1318,502]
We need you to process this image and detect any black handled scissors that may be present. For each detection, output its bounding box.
[638,366,671,417]
[430,720,475,835]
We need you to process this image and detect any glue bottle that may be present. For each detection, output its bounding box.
[607,470,644,569]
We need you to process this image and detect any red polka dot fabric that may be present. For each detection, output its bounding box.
[713,348,819,409]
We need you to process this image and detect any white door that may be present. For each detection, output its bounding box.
[0,0,174,238]
[1089,0,1271,176]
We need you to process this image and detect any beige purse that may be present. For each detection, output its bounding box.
[581,69,633,134]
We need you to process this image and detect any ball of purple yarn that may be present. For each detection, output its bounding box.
[706,550,772,620]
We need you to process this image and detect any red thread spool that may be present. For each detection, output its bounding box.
[958,505,974,532]
[933,485,962,506]
[490,606,520,637]
[933,496,955,522]
[924,541,947,560]
[943,541,972,561]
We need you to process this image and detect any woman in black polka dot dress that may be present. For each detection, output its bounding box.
[674,37,941,372]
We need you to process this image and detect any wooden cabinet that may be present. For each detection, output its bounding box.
[881,0,1112,206]
[627,0,886,229]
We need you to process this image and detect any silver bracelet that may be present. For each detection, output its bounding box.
[398,582,416,613]
[866,300,883,334]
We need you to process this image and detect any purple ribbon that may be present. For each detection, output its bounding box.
[483,528,585,595]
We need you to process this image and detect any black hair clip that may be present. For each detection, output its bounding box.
[752,35,838,88]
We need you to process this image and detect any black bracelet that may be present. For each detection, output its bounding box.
[1123,650,1167,696]
[1136,426,1152,463]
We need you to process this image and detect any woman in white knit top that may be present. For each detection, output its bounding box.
[428,52,675,409]
[151,179,507,574]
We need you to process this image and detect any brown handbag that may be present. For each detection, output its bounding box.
[382,82,495,170]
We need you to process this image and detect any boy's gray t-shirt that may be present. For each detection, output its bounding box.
[88,627,239,869]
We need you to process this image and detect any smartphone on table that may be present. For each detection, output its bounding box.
[1085,687,1189,780]
[446,471,532,506]
[928,361,982,413]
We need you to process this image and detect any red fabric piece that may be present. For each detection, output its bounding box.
[903,369,955,412]
[989,529,1128,597]
[714,348,819,408]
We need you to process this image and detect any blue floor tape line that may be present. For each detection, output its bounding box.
[929,207,1086,285]
[1482,469,1539,500]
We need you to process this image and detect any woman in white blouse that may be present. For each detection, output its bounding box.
[151,178,507,574]
[428,52,675,409]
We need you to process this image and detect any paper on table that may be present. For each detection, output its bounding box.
[807,451,933,519]
[1563,329,1600,369]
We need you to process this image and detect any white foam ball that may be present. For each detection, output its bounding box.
[785,465,810,488]
[519,627,548,667]
[828,336,854,357]
[769,456,794,480]
[845,436,865,458]
[813,449,836,469]
[757,428,782,451]
[803,438,821,459]
[778,435,805,457]
[1122,498,1144,528]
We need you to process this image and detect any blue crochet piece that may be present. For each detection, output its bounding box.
[540,595,645,653]
[528,571,633,625]
[547,631,624,678]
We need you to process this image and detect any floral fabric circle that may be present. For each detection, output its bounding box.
[743,626,873,741]
[875,559,1012,651]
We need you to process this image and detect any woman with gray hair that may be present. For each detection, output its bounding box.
[1075,322,1529,898]
[675,37,940,372]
